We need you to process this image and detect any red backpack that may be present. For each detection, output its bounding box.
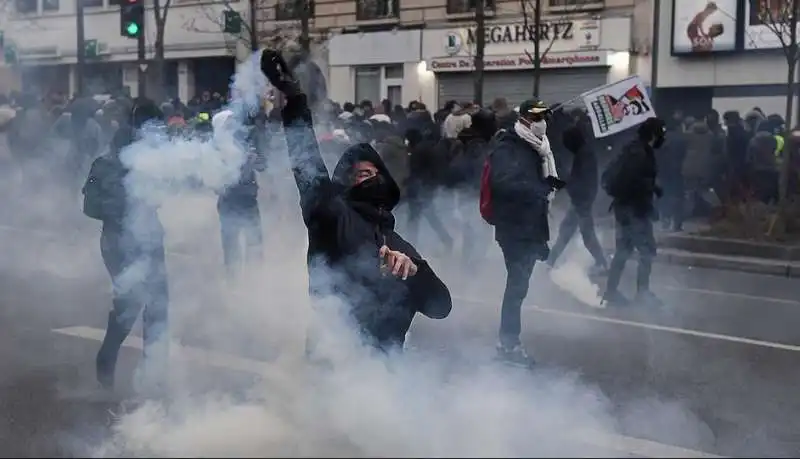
[479,156,494,225]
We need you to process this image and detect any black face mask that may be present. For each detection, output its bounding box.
[653,135,665,149]
[347,174,393,208]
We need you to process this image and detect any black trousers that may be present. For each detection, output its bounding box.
[548,203,606,268]
[96,228,169,381]
[218,197,264,278]
[496,235,546,347]
[605,206,656,295]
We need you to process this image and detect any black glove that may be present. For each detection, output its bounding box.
[654,185,663,198]
[260,49,310,125]
[546,176,567,191]
[260,49,300,97]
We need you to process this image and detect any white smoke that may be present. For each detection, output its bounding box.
[63,49,714,457]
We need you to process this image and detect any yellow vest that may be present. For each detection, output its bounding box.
[774,135,785,165]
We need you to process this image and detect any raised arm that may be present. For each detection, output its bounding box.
[261,50,336,222]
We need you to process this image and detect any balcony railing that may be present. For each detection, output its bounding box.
[275,0,314,21]
[356,0,399,21]
[446,0,495,15]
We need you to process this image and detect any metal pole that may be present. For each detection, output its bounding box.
[75,0,85,95]
[300,1,311,54]
[474,0,485,106]
[249,0,258,51]
[533,0,541,96]
[137,28,146,98]
[649,0,660,109]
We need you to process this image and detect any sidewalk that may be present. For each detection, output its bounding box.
[595,220,800,278]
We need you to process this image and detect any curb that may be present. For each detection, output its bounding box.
[657,233,800,262]
[654,249,800,278]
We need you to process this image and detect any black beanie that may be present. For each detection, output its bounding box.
[637,117,666,141]
[130,97,163,129]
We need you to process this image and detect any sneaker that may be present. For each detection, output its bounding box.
[602,290,630,307]
[495,343,535,369]
[635,290,664,307]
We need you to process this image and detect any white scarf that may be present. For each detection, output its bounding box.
[514,120,559,180]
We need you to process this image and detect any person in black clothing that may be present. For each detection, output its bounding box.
[547,108,607,273]
[602,117,666,307]
[212,109,267,280]
[451,108,496,265]
[723,110,750,201]
[82,98,169,390]
[488,99,565,367]
[261,50,451,352]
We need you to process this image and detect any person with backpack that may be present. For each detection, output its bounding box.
[546,107,607,274]
[480,99,565,367]
[601,117,666,307]
[82,98,169,390]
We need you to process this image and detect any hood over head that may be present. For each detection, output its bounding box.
[331,142,401,210]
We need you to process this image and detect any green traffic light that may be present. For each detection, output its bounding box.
[126,22,139,35]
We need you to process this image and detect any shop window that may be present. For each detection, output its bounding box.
[387,85,402,107]
[82,0,104,8]
[549,0,603,7]
[42,0,58,11]
[355,66,381,105]
[14,0,37,14]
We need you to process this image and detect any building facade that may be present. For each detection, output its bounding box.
[326,0,651,109]
[654,0,798,120]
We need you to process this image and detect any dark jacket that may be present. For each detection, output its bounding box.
[725,123,749,174]
[82,126,164,243]
[281,95,452,348]
[489,129,552,247]
[612,138,660,219]
[450,126,489,192]
[562,123,599,208]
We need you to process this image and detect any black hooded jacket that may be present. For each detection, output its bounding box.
[562,122,599,208]
[280,95,452,347]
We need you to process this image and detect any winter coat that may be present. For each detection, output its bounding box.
[562,123,599,209]
[682,120,718,183]
[488,129,552,249]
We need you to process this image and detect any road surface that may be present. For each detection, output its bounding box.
[0,208,798,457]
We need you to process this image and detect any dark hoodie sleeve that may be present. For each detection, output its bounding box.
[388,234,452,319]
[281,94,339,223]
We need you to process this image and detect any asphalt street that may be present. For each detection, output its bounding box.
[0,161,799,457]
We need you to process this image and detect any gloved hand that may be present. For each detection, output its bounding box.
[260,49,310,125]
[546,176,567,191]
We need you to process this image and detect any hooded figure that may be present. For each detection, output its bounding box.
[261,50,451,351]
[82,97,169,390]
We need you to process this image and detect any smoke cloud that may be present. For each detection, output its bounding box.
[0,50,719,457]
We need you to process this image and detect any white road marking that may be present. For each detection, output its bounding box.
[52,325,725,459]
[659,285,800,306]
[461,297,800,353]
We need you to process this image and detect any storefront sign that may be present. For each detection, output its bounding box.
[671,0,737,54]
[443,19,600,57]
[429,51,607,72]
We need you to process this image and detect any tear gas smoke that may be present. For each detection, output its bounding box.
[0,50,715,457]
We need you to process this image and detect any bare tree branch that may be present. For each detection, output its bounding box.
[755,0,798,62]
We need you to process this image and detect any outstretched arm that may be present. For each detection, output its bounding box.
[262,50,337,222]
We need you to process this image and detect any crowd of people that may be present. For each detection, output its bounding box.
[4,53,800,388]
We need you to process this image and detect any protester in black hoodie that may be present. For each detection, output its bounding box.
[451,109,496,265]
[261,50,451,351]
[547,108,607,273]
[82,98,168,390]
[601,117,666,308]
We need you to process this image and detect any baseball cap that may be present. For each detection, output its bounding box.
[518,99,550,116]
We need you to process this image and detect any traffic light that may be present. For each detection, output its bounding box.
[120,0,144,39]
[223,10,242,34]
[85,39,98,58]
